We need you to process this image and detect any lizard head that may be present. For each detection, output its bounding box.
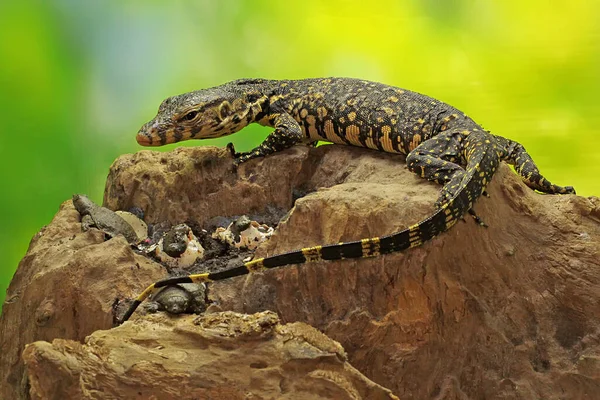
[136,80,268,146]
[72,194,95,215]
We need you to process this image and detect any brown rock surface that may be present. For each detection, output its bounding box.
[105,145,600,398]
[22,311,397,400]
[1,144,599,399]
[0,200,165,399]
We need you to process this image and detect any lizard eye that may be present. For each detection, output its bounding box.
[184,111,198,121]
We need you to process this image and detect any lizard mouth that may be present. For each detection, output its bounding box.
[136,131,156,146]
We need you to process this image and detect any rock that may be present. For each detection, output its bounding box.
[0,200,166,399]
[103,146,309,226]
[2,144,599,399]
[105,145,600,398]
[22,311,397,400]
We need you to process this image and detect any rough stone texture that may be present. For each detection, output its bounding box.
[22,311,397,400]
[0,202,166,400]
[105,145,600,399]
[2,144,599,399]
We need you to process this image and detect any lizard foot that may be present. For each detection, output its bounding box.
[226,142,242,158]
[561,186,576,195]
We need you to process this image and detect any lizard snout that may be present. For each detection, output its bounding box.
[136,129,153,145]
[136,121,161,146]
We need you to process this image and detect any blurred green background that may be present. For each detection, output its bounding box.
[0,0,598,307]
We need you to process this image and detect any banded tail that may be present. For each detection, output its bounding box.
[118,132,500,324]
[118,209,450,324]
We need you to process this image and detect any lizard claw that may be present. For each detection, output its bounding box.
[231,153,253,172]
[226,142,241,158]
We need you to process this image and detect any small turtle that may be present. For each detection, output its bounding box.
[213,215,273,250]
[72,194,139,244]
[150,283,207,315]
[155,224,205,268]
[230,215,252,242]
[162,224,193,257]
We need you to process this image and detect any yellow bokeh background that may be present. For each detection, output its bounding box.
[0,0,598,306]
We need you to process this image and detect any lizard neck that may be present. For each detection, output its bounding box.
[236,79,292,125]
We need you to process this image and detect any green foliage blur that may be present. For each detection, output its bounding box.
[0,0,598,307]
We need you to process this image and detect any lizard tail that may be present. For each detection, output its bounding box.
[118,134,500,325]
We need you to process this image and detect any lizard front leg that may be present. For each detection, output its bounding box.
[232,112,304,168]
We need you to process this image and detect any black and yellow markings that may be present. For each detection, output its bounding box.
[305,114,319,139]
[317,106,328,118]
[408,223,423,248]
[135,282,157,302]
[324,119,346,144]
[365,127,379,150]
[409,134,422,151]
[302,245,323,262]
[443,204,454,223]
[345,125,362,146]
[126,77,576,324]
[244,257,267,272]
[396,133,407,154]
[380,125,397,153]
[445,217,458,229]
[438,113,459,132]
[190,273,212,283]
[360,237,381,257]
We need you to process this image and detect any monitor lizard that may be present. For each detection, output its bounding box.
[120,77,575,323]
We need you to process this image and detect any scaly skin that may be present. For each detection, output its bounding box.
[72,194,139,244]
[120,78,575,323]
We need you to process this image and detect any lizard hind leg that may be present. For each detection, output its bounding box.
[407,129,503,226]
[503,139,576,195]
[406,131,467,208]
[446,130,506,220]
